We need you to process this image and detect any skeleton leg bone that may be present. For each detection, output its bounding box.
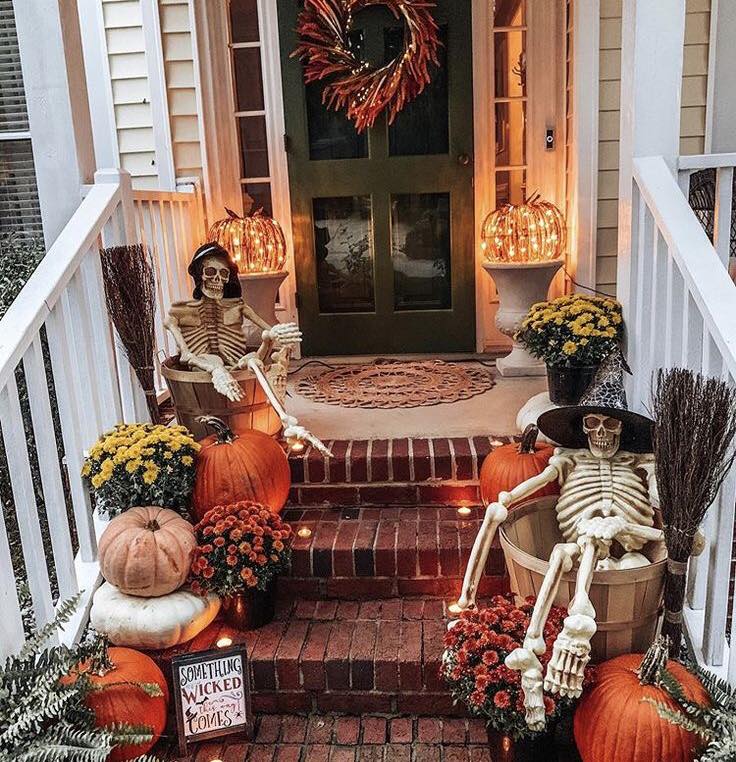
[505,542,579,731]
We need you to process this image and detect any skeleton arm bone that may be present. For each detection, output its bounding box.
[454,461,563,613]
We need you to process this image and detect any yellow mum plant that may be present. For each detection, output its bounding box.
[82,423,200,517]
[516,294,623,368]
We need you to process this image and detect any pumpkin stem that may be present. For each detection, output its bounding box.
[225,207,241,220]
[145,519,161,532]
[197,415,237,444]
[518,425,540,454]
[637,636,672,685]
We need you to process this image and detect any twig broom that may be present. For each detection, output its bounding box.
[100,244,160,424]
[651,368,736,655]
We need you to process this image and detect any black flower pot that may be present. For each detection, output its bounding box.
[546,364,598,406]
[221,579,277,631]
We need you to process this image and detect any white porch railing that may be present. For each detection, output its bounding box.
[131,178,207,398]
[0,170,205,658]
[620,153,736,683]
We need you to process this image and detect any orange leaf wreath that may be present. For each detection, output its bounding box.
[293,0,441,133]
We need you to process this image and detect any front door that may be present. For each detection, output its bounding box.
[278,1,475,356]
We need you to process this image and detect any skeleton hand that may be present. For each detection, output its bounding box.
[284,423,333,458]
[265,323,302,348]
[235,352,263,371]
[211,366,243,402]
[505,648,546,731]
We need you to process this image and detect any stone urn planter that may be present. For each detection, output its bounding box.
[238,270,289,345]
[483,259,564,377]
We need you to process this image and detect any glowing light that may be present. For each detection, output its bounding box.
[297,527,313,539]
[481,194,566,264]
[216,636,233,648]
[456,506,472,517]
[290,440,306,453]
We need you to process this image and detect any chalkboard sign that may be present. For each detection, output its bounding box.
[171,645,254,755]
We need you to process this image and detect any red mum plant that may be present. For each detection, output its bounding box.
[190,501,293,596]
[442,594,595,739]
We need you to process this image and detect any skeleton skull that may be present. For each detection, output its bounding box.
[583,414,622,458]
[200,255,231,300]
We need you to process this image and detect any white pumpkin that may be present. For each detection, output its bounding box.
[91,582,220,650]
[516,391,559,444]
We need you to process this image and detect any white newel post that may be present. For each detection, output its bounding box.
[12,0,96,247]
[617,0,686,388]
[705,0,736,153]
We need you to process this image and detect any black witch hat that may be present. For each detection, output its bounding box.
[188,241,242,300]
[537,349,653,453]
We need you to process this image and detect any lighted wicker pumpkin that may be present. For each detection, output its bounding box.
[480,193,567,263]
[208,207,286,274]
[574,639,709,762]
[192,416,291,520]
[479,425,559,505]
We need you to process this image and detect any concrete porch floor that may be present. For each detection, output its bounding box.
[287,355,546,440]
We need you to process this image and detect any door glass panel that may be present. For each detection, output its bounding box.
[244,182,273,216]
[494,31,526,98]
[391,193,451,311]
[494,0,525,26]
[388,27,449,156]
[234,48,264,111]
[314,196,375,313]
[495,101,526,167]
[495,169,526,207]
[307,31,368,160]
[238,115,269,178]
[230,0,259,43]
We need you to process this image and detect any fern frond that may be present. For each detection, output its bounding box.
[643,698,709,738]
[18,595,82,660]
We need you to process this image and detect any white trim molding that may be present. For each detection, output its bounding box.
[705,0,736,154]
[570,0,600,292]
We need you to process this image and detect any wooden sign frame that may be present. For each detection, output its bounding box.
[171,644,254,756]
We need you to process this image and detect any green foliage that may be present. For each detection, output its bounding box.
[0,232,45,318]
[0,595,161,762]
[646,660,736,762]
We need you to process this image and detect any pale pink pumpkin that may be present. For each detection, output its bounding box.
[98,507,196,597]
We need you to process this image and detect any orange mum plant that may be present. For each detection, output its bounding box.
[190,501,293,596]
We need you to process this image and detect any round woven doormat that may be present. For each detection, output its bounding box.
[294,360,496,409]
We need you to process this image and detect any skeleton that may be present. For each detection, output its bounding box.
[165,244,330,455]
[453,409,665,731]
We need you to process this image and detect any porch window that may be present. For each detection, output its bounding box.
[0,0,42,239]
[227,0,273,216]
[493,0,527,209]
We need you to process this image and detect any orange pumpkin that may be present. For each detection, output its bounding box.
[71,647,169,762]
[192,416,291,521]
[574,639,709,762]
[479,425,559,505]
[98,506,196,597]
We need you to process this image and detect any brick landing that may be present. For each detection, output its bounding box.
[161,713,493,761]
[288,437,511,506]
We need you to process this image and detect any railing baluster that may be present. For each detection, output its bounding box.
[665,257,684,369]
[630,193,652,406]
[0,498,25,658]
[45,299,97,562]
[22,336,78,602]
[714,167,734,269]
[0,374,55,630]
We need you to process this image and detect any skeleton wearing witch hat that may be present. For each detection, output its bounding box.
[165,242,330,454]
[453,350,664,730]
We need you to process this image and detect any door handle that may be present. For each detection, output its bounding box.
[457,153,472,167]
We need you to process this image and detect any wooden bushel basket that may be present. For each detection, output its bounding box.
[162,357,282,441]
[499,496,667,662]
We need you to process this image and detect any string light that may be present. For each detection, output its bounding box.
[297,527,313,539]
[216,636,233,648]
[456,506,473,517]
[481,194,567,264]
[208,208,287,275]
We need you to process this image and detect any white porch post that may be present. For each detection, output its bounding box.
[12,0,96,247]
[616,0,686,310]
[705,0,736,153]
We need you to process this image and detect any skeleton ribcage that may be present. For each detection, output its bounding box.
[180,301,247,367]
[555,457,654,543]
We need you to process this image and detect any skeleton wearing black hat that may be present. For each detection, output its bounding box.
[453,349,665,731]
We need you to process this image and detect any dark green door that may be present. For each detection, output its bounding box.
[278,1,475,355]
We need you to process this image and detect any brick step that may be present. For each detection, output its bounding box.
[288,436,512,506]
[159,713,497,761]
[151,596,485,719]
[280,505,507,600]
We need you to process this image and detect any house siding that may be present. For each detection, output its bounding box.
[103,0,158,189]
[159,0,203,180]
[595,0,711,295]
